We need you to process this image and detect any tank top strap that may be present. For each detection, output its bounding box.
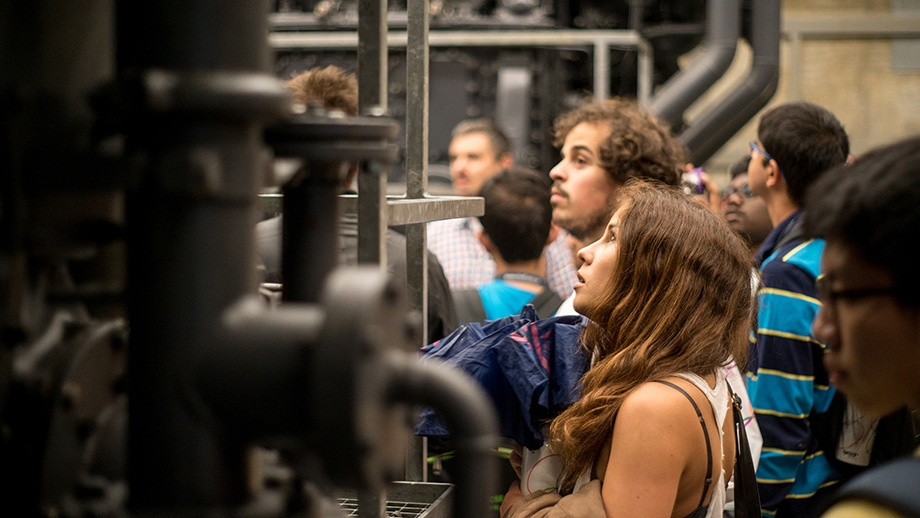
[651,379,713,510]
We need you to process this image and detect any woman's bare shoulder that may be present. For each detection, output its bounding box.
[613,380,704,449]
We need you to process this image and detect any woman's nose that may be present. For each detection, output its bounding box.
[576,245,592,265]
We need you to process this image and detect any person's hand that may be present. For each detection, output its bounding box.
[510,443,524,478]
[500,480,524,518]
[698,171,722,213]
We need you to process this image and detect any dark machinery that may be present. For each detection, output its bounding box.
[0,0,779,516]
[1,0,498,517]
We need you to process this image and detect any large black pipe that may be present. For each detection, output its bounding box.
[384,353,499,518]
[119,0,288,513]
[281,175,340,304]
[647,0,740,130]
[680,0,781,165]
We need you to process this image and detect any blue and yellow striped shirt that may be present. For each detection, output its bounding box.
[749,212,841,516]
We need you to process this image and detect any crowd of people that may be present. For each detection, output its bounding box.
[260,65,920,518]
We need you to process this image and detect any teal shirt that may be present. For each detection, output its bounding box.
[477,280,538,320]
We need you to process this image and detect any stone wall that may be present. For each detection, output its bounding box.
[691,0,920,183]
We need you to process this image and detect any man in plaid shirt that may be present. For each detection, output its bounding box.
[428,119,577,297]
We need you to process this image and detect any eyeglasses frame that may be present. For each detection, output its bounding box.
[750,141,785,178]
[815,275,897,320]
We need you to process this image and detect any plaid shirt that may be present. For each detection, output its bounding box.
[427,217,577,298]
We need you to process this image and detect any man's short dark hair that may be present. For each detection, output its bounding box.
[552,98,685,187]
[805,134,920,306]
[758,102,849,206]
[478,167,553,264]
[451,118,512,160]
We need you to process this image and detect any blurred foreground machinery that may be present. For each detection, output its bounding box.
[0,1,497,517]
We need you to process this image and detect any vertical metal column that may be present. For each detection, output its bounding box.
[637,39,653,105]
[357,0,389,267]
[282,176,340,303]
[357,2,388,514]
[405,0,429,351]
[593,40,610,101]
[404,0,430,483]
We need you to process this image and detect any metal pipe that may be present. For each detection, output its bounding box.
[282,175,340,303]
[357,0,387,113]
[200,297,324,438]
[357,0,389,269]
[680,0,780,164]
[270,29,649,49]
[118,0,288,513]
[384,353,499,518]
[405,0,430,350]
[647,0,740,129]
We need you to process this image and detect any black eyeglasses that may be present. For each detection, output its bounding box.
[750,141,785,177]
[815,275,897,319]
[722,183,755,200]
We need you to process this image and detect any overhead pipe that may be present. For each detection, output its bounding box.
[647,0,740,129]
[680,0,781,165]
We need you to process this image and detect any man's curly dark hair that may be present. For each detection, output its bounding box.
[553,98,685,187]
[286,65,358,116]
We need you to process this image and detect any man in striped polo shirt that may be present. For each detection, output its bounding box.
[746,102,850,518]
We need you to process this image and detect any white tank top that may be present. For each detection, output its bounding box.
[671,371,730,518]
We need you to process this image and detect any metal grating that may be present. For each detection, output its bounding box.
[335,482,454,518]
[338,498,431,518]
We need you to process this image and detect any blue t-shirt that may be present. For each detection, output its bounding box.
[477,280,539,320]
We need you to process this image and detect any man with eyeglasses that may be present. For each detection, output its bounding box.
[745,102,851,518]
[722,155,772,254]
[804,135,920,518]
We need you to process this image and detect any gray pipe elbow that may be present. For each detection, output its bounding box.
[648,0,741,128]
[384,353,499,518]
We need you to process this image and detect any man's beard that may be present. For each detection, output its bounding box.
[555,207,613,243]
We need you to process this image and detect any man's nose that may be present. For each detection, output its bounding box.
[812,306,837,349]
[451,157,467,173]
[723,190,743,205]
[549,161,565,180]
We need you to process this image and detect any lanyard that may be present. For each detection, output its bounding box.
[497,272,549,289]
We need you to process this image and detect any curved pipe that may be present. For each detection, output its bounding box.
[647,0,740,129]
[680,0,781,164]
[384,353,499,518]
[199,297,324,438]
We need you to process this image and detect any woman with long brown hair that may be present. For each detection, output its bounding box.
[503,181,756,518]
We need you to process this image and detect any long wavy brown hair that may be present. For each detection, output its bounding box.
[550,181,755,493]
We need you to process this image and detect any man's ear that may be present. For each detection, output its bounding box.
[764,160,785,189]
[500,153,513,171]
[476,229,495,253]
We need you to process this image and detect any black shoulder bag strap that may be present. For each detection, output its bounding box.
[822,456,920,517]
[530,288,564,319]
[451,289,487,324]
[727,381,762,518]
